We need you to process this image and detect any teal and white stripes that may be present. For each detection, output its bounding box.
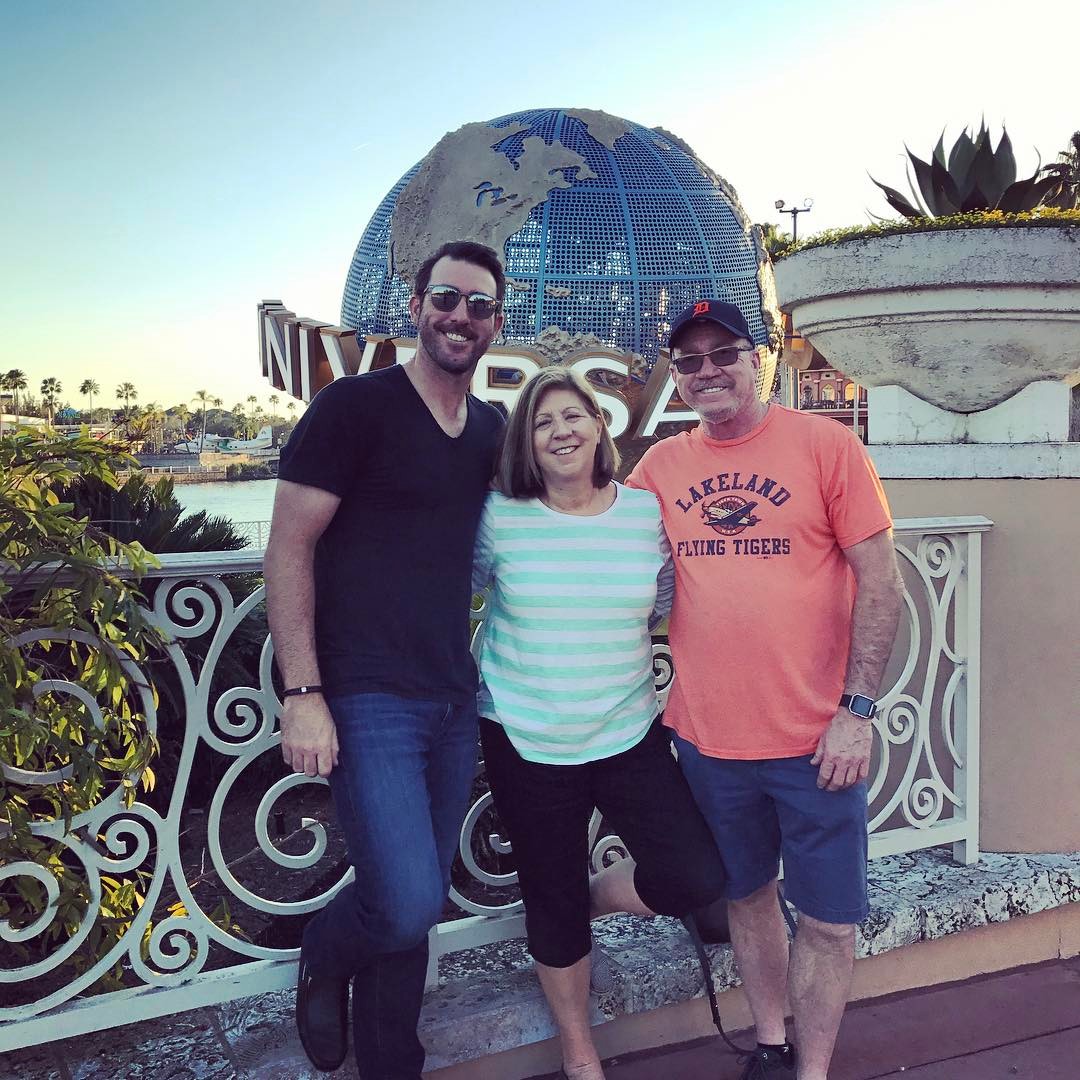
[472,485,672,765]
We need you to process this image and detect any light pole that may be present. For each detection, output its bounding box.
[775,198,813,244]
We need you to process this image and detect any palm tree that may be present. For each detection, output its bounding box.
[268,393,280,422]
[171,404,192,442]
[5,369,27,423]
[1042,131,1080,209]
[116,381,138,422]
[286,400,297,426]
[756,222,793,260]
[192,390,212,452]
[210,397,224,438]
[141,402,165,451]
[0,372,10,435]
[79,379,101,423]
[40,377,62,426]
[126,407,151,448]
[1,372,15,426]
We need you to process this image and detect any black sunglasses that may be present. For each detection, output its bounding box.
[423,284,501,320]
[671,344,753,375]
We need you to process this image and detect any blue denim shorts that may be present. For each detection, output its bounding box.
[673,733,869,925]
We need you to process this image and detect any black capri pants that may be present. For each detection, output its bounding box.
[480,715,727,968]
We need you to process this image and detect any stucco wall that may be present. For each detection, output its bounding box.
[883,478,1080,853]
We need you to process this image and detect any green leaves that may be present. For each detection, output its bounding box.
[1039,132,1080,209]
[867,176,923,219]
[1,431,258,992]
[948,127,977,179]
[871,123,1059,221]
[1,429,163,987]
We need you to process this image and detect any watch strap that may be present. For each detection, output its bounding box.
[282,685,323,699]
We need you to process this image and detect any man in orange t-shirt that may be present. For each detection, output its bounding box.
[628,299,903,1080]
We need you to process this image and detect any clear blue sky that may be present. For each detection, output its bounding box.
[3,0,1074,412]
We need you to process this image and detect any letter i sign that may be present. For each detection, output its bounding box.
[693,301,710,316]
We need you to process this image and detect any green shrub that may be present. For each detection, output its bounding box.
[225,462,274,481]
[776,207,1080,258]
[0,431,161,990]
[62,471,248,554]
[59,470,267,809]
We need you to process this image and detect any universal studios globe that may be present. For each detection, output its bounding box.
[342,107,781,393]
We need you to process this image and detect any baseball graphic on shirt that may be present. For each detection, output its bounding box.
[702,495,761,536]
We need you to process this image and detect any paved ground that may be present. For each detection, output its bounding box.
[4,957,1079,1078]
[548,956,1080,1079]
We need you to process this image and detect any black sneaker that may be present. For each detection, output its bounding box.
[737,1043,796,1079]
[295,954,349,1072]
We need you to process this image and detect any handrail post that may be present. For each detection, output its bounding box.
[952,530,982,865]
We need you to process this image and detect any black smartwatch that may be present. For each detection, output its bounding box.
[840,693,878,719]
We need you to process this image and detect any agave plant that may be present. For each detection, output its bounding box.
[871,122,1061,220]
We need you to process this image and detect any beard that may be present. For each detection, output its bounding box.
[417,318,492,376]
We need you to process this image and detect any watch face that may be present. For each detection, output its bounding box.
[848,695,876,718]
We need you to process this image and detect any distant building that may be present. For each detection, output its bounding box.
[1,414,46,428]
[783,313,869,442]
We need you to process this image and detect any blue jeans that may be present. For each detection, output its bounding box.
[302,692,479,1079]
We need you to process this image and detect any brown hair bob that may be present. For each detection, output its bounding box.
[494,367,620,498]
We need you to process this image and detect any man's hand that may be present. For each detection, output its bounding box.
[811,710,872,791]
[281,695,339,778]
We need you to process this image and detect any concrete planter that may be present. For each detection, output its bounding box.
[774,226,1080,413]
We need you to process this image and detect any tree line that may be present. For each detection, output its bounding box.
[0,371,301,451]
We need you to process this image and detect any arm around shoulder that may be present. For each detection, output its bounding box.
[649,517,674,631]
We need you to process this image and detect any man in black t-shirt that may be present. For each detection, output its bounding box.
[265,241,505,1078]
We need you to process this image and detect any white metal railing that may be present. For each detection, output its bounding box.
[139,465,210,475]
[231,520,272,547]
[0,516,990,1051]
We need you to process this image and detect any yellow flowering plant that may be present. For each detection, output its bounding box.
[776,207,1080,259]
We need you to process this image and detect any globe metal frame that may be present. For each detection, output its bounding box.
[342,109,768,367]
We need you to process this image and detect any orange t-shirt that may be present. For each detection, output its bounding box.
[627,406,892,760]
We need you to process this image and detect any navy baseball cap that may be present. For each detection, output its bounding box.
[668,299,753,351]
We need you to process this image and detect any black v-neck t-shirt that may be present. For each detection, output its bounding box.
[278,365,503,702]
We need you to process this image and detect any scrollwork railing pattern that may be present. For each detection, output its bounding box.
[0,517,988,1051]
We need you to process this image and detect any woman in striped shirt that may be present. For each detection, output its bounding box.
[472,367,726,1080]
